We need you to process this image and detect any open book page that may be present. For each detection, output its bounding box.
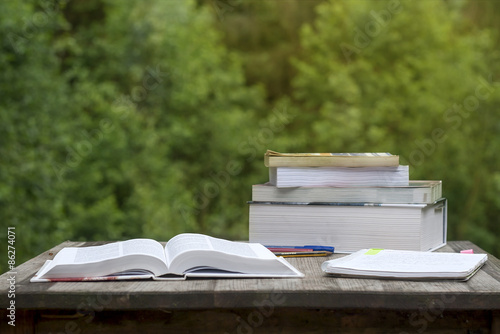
[34,239,169,280]
[165,233,213,265]
[121,239,167,263]
[165,233,274,264]
[165,233,299,276]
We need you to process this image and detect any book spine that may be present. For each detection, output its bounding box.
[265,154,399,167]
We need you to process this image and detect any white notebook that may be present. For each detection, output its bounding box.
[321,249,487,281]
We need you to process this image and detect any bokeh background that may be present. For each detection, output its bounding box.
[1,0,499,273]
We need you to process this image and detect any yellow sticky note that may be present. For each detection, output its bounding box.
[365,248,383,255]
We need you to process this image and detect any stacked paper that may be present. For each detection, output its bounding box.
[269,166,409,188]
[249,200,446,253]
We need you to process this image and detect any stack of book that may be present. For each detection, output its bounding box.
[248,150,447,253]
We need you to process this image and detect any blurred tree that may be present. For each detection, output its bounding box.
[290,0,500,255]
[197,0,323,104]
[1,0,499,276]
[0,0,266,273]
[0,0,73,268]
[463,0,500,41]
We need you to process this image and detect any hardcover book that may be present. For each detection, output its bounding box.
[264,150,399,167]
[30,233,304,282]
[249,199,447,253]
[269,165,409,188]
[252,180,442,204]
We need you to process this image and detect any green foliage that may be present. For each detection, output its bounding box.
[290,0,500,255]
[0,0,266,273]
[198,0,324,102]
[1,0,72,263]
[1,0,499,274]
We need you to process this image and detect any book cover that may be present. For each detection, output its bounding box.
[264,150,399,167]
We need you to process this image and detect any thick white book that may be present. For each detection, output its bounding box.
[249,199,447,253]
[321,248,487,281]
[252,181,442,204]
[269,165,409,188]
[30,233,304,282]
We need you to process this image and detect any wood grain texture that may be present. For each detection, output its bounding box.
[0,241,499,312]
[2,308,493,334]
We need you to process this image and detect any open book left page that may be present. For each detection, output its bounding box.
[31,239,170,282]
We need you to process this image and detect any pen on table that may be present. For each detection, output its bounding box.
[266,248,314,252]
[265,245,335,253]
[273,251,333,257]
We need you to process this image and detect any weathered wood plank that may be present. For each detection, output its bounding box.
[0,241,79,287]
[447,240,500,282]
[492,310,500,334]
[31,308,492,334]
[0,309,35,333]
[1,241,499,311]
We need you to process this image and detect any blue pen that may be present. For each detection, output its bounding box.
[302,245,335,252]
[265,245,335,253]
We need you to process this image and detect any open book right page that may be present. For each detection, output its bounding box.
[165,233,303,277]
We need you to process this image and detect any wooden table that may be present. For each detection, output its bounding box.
[1,241,499,333]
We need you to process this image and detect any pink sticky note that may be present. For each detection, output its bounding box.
[460,249,474,254]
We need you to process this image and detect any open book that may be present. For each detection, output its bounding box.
[321,249,487,281]
[31,234,304,282]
